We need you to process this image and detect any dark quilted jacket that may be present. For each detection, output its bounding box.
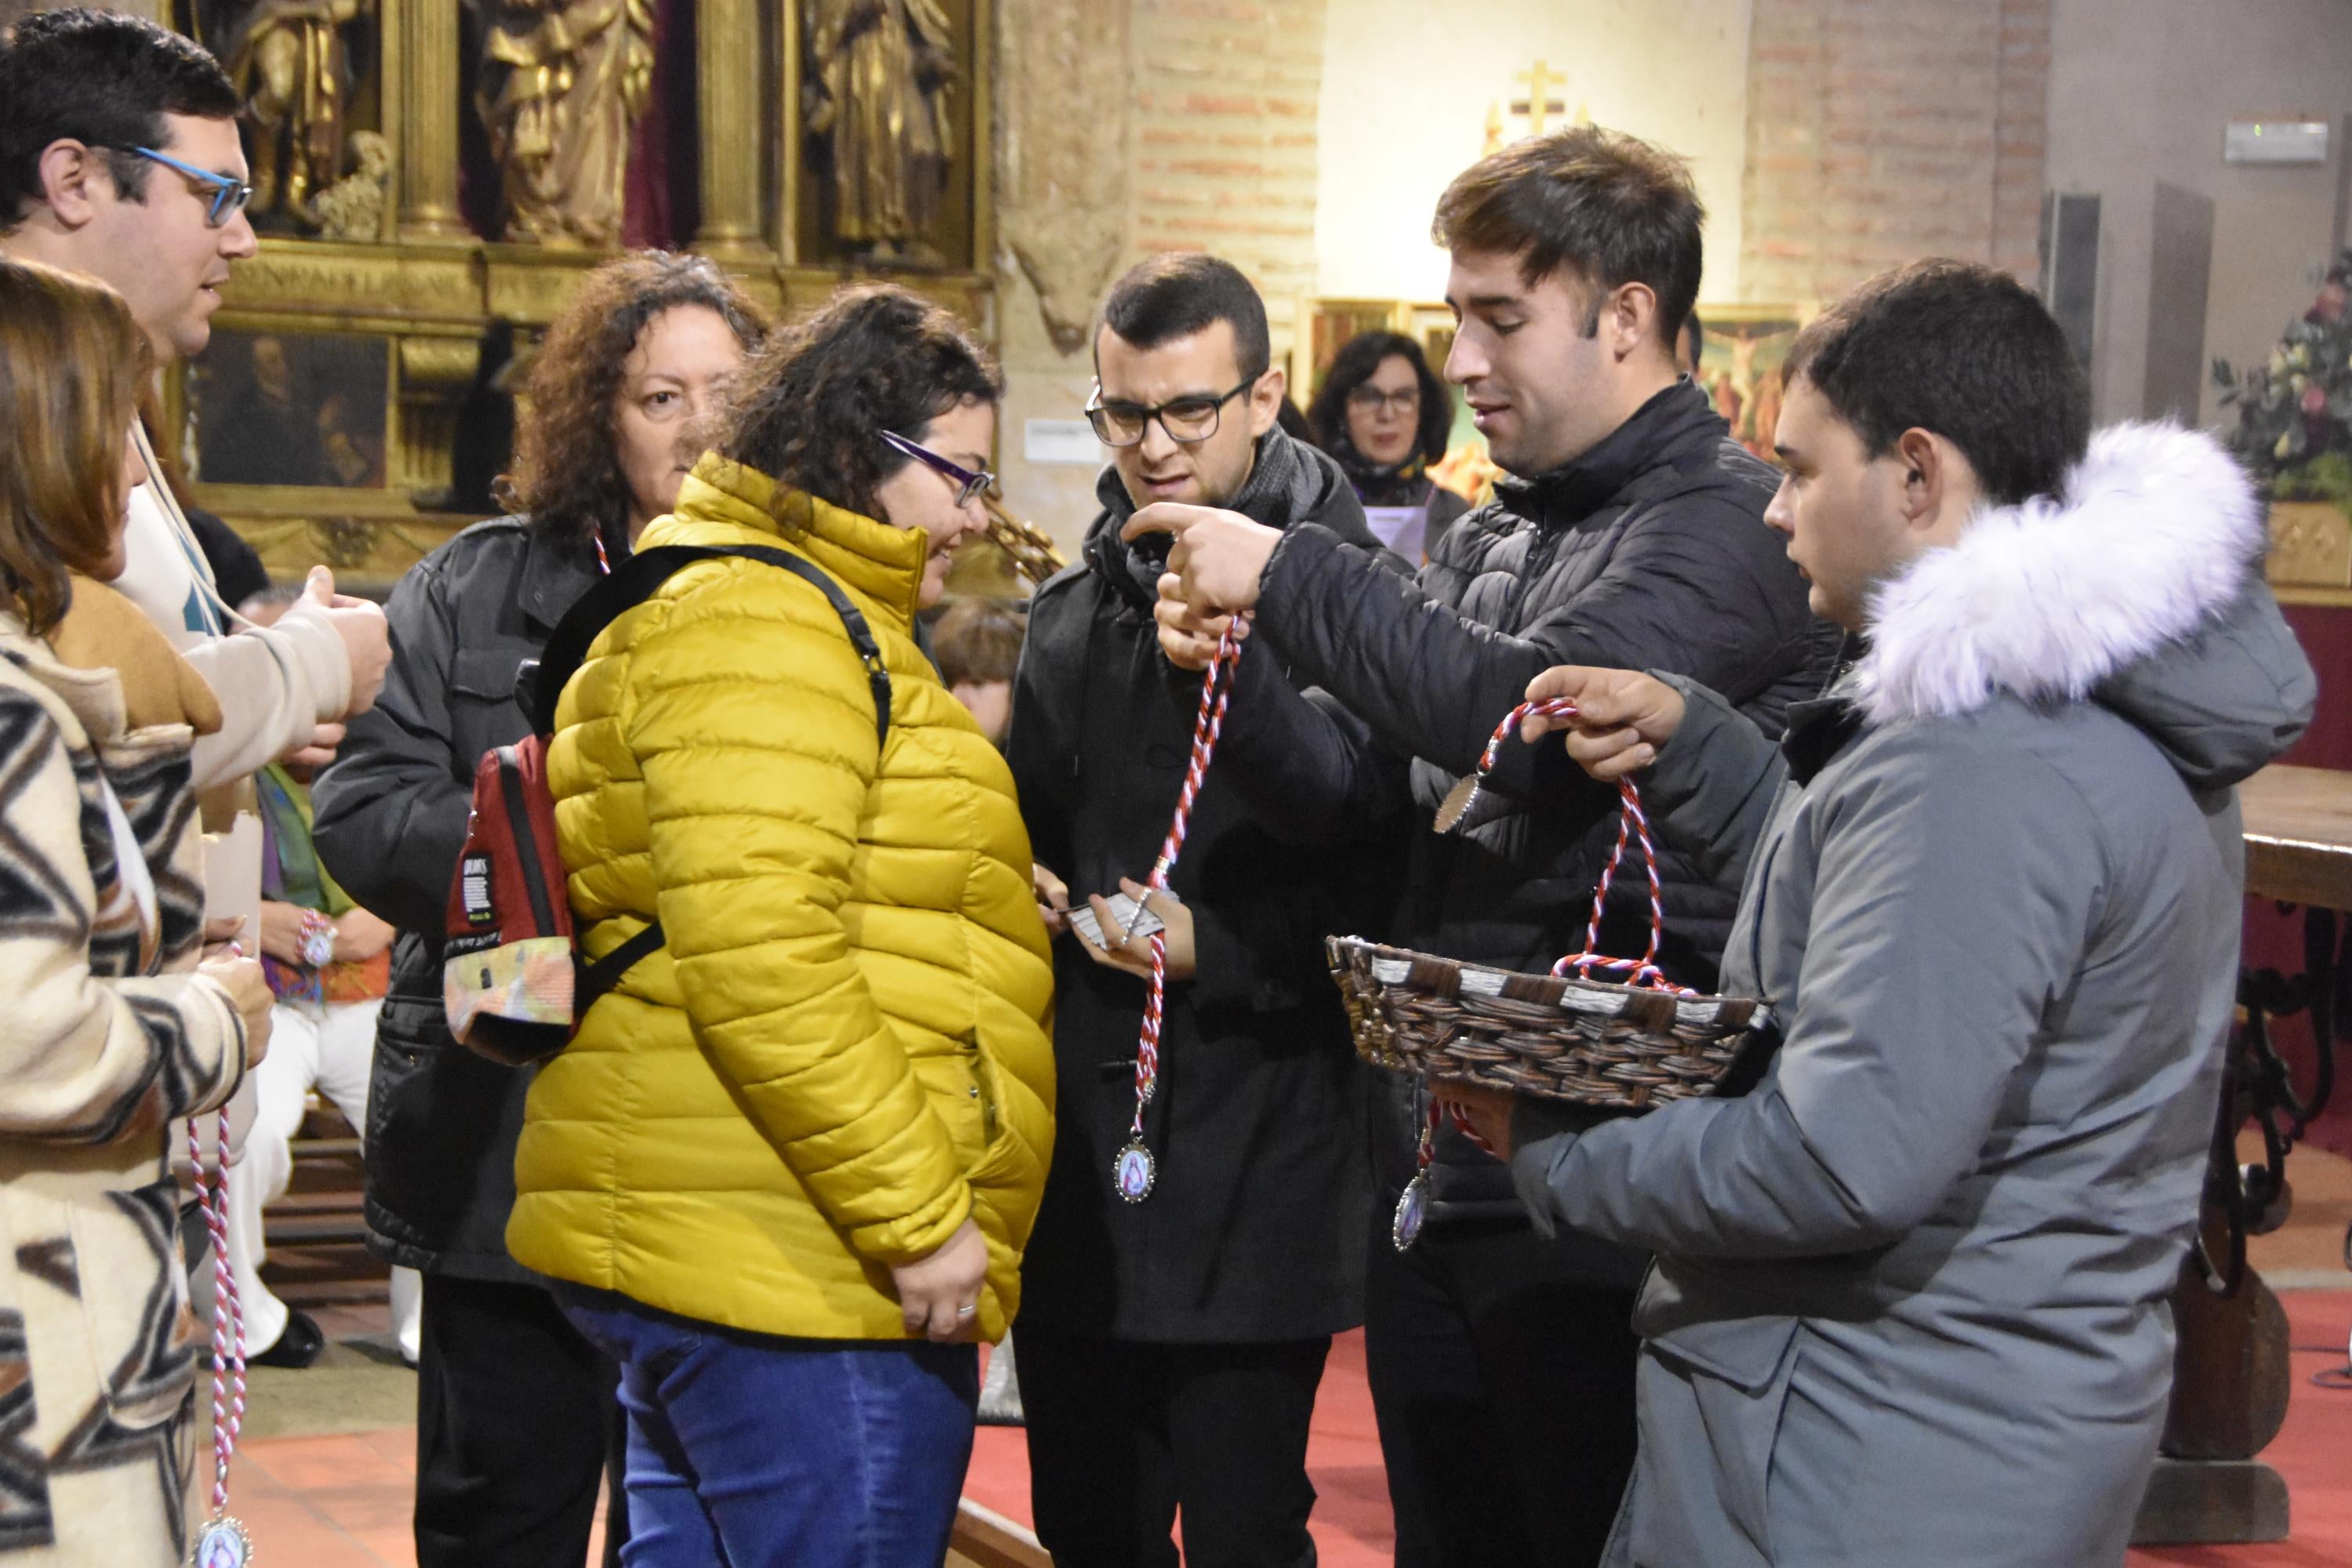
[312,517,605,1280]
[1214,380,1841,1244]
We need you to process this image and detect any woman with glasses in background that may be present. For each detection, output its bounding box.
[311,249,764,1567]
[1305,329,1472,564]
[505,281,1055,1566]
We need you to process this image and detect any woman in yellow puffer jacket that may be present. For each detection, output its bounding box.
[508,283,1055,1566]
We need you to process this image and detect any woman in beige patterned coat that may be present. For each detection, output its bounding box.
[0,260,274,1565]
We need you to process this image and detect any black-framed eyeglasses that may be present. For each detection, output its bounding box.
[1085,375,1260,448]
[879,429,994,508]
[131,147,253,228]
[1346,385,1421,416]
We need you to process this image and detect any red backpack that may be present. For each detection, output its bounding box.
[441,543,891,1066]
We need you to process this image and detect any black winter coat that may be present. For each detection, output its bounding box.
[1211,382,1842,1249]
[312,517,604,1281]
[1007,431,1406,1341]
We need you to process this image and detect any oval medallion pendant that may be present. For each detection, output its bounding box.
[191,1515,252,1568]
[1113,1142,1157,1203]
[1392,1173,1430,1252]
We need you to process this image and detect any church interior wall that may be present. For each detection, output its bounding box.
[993,0,1332,557]
[1309,0,1755,307]
[1739,0,2049,306]
[22,0,2352,568]
[2043,0,2352,426]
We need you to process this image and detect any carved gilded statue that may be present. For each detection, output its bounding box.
[804,0,957,267]
[311,129,390,241]
[474,0,655,247]
[215,0,372,223]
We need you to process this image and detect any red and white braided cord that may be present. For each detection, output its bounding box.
[1127,624,1242,1139]
[188,1111,246,1515]
[1479,699,1683,993]
[1421,1093,1492,1163]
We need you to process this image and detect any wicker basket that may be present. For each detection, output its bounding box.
[1327,696,1773,1114]
[1326,936,1773,1112]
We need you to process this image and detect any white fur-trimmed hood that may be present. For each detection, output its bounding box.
[1850,423,2264,725]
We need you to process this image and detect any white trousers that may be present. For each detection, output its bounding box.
[225,993,423,1360]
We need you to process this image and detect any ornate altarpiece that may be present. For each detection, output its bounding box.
[164,0,996,596]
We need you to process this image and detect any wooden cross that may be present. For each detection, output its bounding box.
[1512,60,1568,137]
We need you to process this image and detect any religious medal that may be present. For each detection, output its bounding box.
[1434,698,1584,836]
[191,1514,252,1568]
[297,910,336,969]
[1432,773,1482,835]
[1114,1141,1157,1203]
[1391,1171,1429,1251]
[1395,1092,1445,1253]
[1111,624,1242,1203]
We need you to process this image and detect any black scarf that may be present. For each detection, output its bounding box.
[1088,427,1327,608]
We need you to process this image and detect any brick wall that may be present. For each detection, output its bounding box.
[993,0,1331,554]
[1741,0,2051,303]
[1127,0,1330,353]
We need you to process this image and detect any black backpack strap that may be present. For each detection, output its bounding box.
[527,543,891,745]
[579,920,669,1011]
[529,543,897,1014]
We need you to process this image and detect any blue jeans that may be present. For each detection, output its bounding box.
[558,1288,978,1567]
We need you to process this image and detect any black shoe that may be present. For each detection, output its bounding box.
[249,1308,325,1370]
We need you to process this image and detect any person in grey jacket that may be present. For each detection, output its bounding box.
[1442,258,2318,1567]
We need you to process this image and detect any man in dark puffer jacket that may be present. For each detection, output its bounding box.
[1133,129,1840,1567]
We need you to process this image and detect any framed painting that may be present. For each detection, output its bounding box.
[1302,299,1413,396]
[1693,303,1814,460]
[189,327,392,490]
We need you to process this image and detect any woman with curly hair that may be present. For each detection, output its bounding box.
[507,281,1056,1566]
[1306,329,1472,561]
[310,250,764,1567]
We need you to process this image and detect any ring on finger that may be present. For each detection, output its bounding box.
[955,1303,977,1317]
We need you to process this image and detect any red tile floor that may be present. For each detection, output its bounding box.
[230,1144,2352,1566]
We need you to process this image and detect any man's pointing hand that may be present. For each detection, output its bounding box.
[1122,503,1282,615]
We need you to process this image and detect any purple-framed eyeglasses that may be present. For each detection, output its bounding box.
[879,430,994,509]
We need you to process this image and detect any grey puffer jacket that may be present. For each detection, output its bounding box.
[1507,424,2318,1567]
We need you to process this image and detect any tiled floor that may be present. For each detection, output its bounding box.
[236,1428,420,1567]
[223,1144,2352,1566]
[229,1301,612,1566]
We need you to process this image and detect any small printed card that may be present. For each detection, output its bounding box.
[1069,892,1165,949]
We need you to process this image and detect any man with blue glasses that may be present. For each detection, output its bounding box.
[0,7,395,1388]
[0,7,387,789]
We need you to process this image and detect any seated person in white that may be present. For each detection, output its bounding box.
[227,587,422,1368]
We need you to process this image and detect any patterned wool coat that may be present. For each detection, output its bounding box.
[0,582,249,1566]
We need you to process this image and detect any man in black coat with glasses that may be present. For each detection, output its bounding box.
[1007,252,1407,1568]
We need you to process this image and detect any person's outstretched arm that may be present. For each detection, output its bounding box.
[1493,731,2091,1260]
[1132,496,1814,808]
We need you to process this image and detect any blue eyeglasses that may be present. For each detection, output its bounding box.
[130,147,253,228]
[879,430,995,509]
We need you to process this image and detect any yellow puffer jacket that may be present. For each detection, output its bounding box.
[506,454,1056,1343]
